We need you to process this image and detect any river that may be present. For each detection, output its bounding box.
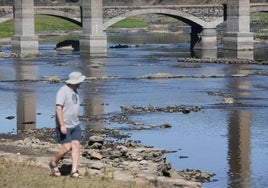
[0,32,268,188]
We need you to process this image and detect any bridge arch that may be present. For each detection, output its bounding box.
[35,9,81,26]
[103,8,223,50]
[103,8,223,30]
[251,3,268,13]
[0,11,81,26]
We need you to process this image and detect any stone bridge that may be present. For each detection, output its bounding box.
[0,5,225,28]
[0,0,263,56]
[2,3,267,28]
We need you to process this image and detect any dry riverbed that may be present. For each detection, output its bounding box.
[0,124,217,188]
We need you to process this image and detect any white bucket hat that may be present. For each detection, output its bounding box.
[65,71,86,84]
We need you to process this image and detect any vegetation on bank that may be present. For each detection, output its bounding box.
[251,12,268,39]
[0,158,155,188]
[110,18,148,28]
[0,19,14,38]
[0,15,81,39]
[34,15,80,31]
[252,12,268,23]
[0,15,148,39]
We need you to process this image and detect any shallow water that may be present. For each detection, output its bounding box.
[1,33,268,188]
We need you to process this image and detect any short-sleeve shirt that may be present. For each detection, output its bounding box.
[56,85,80,128]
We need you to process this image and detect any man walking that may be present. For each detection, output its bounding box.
[49,71,85,178]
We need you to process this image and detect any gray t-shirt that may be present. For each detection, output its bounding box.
[56,85,80,128]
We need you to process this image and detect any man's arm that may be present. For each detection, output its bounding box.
[56,104,67,134]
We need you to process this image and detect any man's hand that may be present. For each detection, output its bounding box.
[60,126,67,134]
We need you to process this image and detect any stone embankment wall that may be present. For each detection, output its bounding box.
[0,6,12,17]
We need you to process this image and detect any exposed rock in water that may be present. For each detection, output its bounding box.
[223,97,236,104]
[0,52,18,58]
[41,75,62,83]
[177,57,268,65]
[109,44,130,49]
[5,116,15,120]
[140,72,227,79]
[207,91,236,104]
[120,105,202,113]
[160,123,172,128]
[55,40,79,51]
[141,73,178,79]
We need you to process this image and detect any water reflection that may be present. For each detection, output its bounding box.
[228,110,251,188]
[15,59,37,132]
[192,49,218,59]
[223,50,254,60]
[192,48,254,60]
[80,55,105,133]
[227,64,252,188]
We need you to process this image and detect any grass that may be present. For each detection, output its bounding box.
[252,12,268,22]
[0,158,156,188]
[0,16,148,39]
[110,18,148,28]
[34,15,80,31]
[0,19,14,38]
[0,15,81,39]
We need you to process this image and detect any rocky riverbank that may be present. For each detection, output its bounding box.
[0,127,216,188]
[177,57,268,65]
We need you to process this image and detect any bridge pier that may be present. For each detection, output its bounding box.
[80,0,107,56]
[191,26,217,51]
[223,0,253,51]
[201,28,218,50]
[11,0,38,55]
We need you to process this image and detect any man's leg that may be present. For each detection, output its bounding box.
[54,143,72,164]
[49,143,71,176]
[71,140,80,173]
